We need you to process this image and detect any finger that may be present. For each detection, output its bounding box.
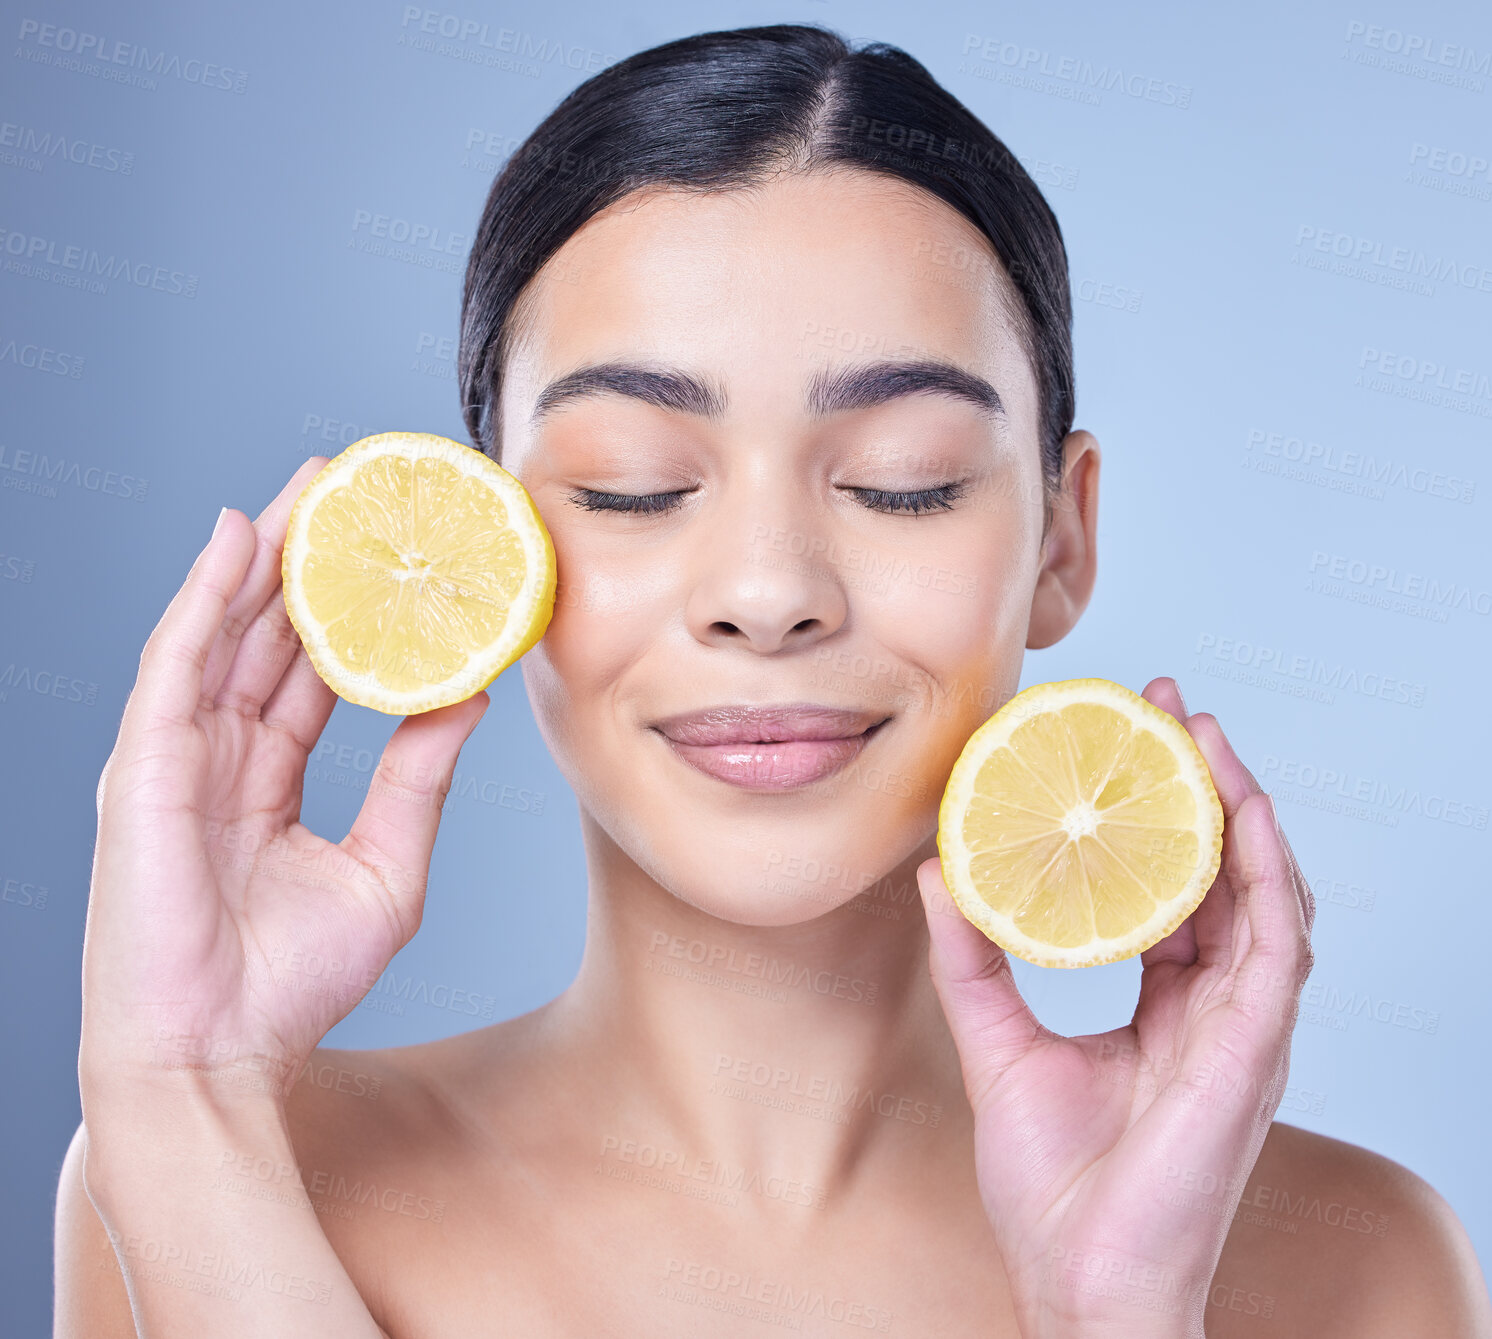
[1228,791,1314,1003]
[1129,792,1309,1181]
[1148,703,1261,972]
[1185,711,1311,934]
[1140,674,1188,723]
[917,856,1051,1111]
[1184,710,1262,818]
[203,456,330,711]
[1117,793,1311,1232]
[339,692,491,932]
[1263,795,1314,934]
[126,505,257,735]
[260,642,339,756]
[217,582,307,716]
[1138,677,1200,970]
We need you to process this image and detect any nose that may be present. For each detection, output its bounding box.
[683,498,850,655]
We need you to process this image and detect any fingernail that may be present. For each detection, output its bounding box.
[1173,678,1188,713]
[212,506,228,540]
[1267,792,1282,836]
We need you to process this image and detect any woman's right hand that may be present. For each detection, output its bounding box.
[80,455,491,1107]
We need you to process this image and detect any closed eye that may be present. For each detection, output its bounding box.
[567,482,969,516]
[566,487,692,515]
[844,482,969,514]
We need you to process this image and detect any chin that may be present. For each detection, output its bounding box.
[689,881,869,929]
[658,831,901,928]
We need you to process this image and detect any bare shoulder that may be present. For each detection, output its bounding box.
[277,1018,556,1335]
[52,1021,538,1339]
[280,1011,543,1164]
[54,1117,139,1339]
[279,1018,534,1217]
[1210,1119,1492,1337]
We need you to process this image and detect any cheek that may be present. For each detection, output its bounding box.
[526,532,669,726]
[865,516,1035,728]
[539,579,640,691]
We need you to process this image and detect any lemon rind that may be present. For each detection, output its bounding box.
[281,432,557,716]
[936,678,1224,969]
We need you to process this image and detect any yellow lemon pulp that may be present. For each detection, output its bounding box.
[281,432,556,716]
[937,678,1224,968]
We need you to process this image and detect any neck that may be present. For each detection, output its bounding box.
[547,810,977,1211]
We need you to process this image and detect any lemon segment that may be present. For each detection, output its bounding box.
[937,678,1224,968]
[281,432,556,716]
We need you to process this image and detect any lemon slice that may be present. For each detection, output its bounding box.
[281,432,556,716]
[937,678,1223,968]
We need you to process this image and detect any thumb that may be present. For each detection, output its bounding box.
[341,690,491,905]
[917,856,1049,1105]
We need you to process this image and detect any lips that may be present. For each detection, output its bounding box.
[651,704,892,790]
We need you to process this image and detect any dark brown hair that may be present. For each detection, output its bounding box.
[459,23,1074,513]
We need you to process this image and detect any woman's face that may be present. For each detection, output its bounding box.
[496,167,1096,925]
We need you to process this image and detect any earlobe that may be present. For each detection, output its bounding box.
[1026,431,1100,651]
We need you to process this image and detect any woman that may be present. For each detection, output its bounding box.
[54,23,1491,1338]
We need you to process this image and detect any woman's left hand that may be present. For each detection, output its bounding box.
[917,676,1316,1339]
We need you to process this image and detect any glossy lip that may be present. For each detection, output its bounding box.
[650,704,893,791]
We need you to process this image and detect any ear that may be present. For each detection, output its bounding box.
[1027,430,1100,650]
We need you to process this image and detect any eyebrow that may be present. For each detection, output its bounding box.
[529,358,1004,427]
[807,359,1005,420]
[531,364,726,426]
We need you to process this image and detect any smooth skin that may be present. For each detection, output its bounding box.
[56,168,1492,1338]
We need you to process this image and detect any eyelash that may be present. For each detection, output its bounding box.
[567,482,969,516]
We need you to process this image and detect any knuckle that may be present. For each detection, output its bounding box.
[158,631,207,676]
[219,606,252,647]
[137,630,159,672]
[95,756,114,813]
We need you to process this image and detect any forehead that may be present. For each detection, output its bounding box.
[498,168,1037,446]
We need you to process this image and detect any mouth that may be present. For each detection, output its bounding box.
[649,704,893,791]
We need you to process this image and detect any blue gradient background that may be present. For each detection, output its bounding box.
[3,1,1489,1331]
